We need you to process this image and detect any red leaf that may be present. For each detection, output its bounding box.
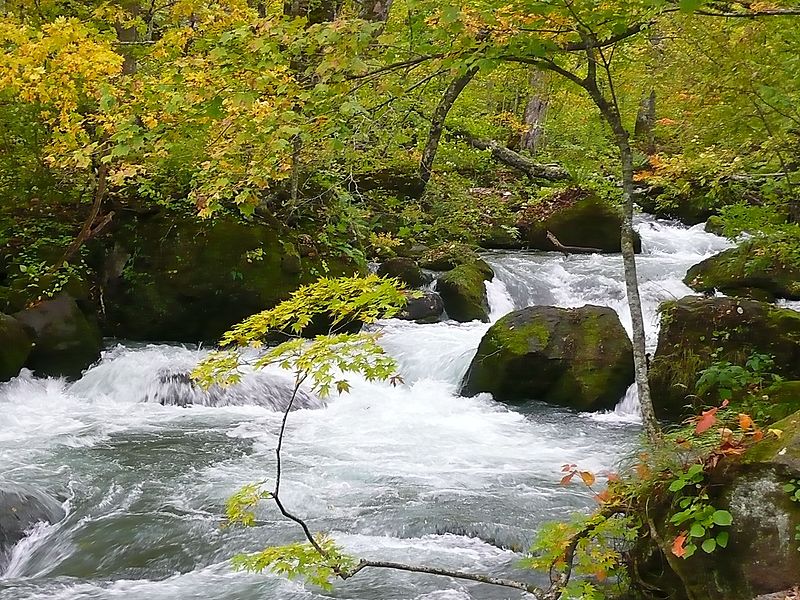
[672,533,688,558]
[560,473,575,486]
[695,408,718,435]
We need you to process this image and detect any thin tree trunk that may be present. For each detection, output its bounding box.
[520,71,550,154]
[577,52,661,443]
[419,66,479,188]
[57,163,110,268]
[634,89,656,155]
[358,0,393,21]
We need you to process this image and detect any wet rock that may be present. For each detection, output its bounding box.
[684,241,800,302]
[396,291,444,324]
[437,261,494,323]
[419,243,481,272]
[0,484,65,570]
[639,412,800,599]
[14,295,102,378]
[96,212,360,342]
[144,369,324,411]
[704,215,726,236]
[462,305,634,410]
[517,188,641,253]
[377,257,425,288]
[0,313,31,381]
[649,296,800,421]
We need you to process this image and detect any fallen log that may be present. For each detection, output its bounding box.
[546,231,603,256]
[448,127,570,182]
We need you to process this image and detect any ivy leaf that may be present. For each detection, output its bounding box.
[716,531,729,548]
[712,510,733,526]
[690,523,706,538]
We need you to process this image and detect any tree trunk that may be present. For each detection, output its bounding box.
[634,89,656,155]
[520,71,549,154]
[615,127,661,443]
[581,62,661,443]
[359,0,393,21]
[419,67,479,188]
[283,0,340,21]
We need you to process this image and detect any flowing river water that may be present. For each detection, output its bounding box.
[0,216,732,600]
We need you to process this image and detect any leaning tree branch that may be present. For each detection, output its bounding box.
[55,162,110,270]
[446,127,570,181]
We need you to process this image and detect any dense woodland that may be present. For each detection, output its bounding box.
[1,1,800,599]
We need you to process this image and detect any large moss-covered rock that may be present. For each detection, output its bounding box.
[97,213,360,342]
[461,305,634,410]
[0,313,31,381]
[649,296,800,420]
[377,257,425,288]
[684,241,800,302]
[436,261,493,323]
[517,188,641,253]
[757,381,800,425]
[14,295,102,378]
[638,412,800,600]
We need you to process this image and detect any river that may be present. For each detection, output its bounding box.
[0,216,731,600]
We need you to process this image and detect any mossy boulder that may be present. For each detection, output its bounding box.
[461,305,634,410]
[684,241,800,302]
[436,261,493,323]
[419,242,481,272]
[396,291,444,324]
[637,455,800,599]
[649,296,800,420]
[0,313,32,381]
[13,295,102,378]
[377,257,425,288]
[704,215,726,236]
[755,381,800,425]
[96,212,361,342]
[517,188,641,253]
[640,410,800,599]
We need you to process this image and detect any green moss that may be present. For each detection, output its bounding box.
[437,262,492,323]
[685,240,800,301]
[0,313,32,380]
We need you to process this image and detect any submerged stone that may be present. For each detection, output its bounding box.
[0,484,65,572]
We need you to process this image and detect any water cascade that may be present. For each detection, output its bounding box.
[0,217,733,600]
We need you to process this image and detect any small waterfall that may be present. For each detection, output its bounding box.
[68,345,323,410]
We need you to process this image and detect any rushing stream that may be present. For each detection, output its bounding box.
[0,216,731,600]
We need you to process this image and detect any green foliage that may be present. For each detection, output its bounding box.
[667,465,732,558]
[524,512,639,595]
[696,352,780,401]
[231,535,357,591]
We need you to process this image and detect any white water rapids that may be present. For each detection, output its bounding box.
[0,216,731,600]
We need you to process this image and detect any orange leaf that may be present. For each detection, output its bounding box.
[560,473,575,486]
[605,472,621,483]
[594,489,612,504]
[695,408,718,435]
[738,413,754,431]
[580,471,596,486]
[751,429,764,442]
[672,533,688,558]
